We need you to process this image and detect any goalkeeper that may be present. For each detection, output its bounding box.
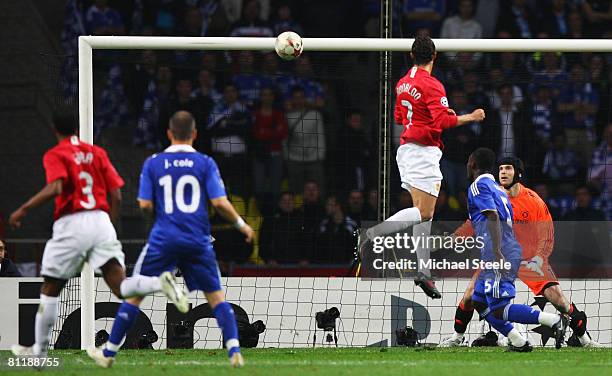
[440,157,601,348]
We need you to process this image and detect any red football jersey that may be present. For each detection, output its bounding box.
[394,66,458,149]
[43,136,124,220]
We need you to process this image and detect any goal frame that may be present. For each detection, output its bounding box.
[77,36,612,349]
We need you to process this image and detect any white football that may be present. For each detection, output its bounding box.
[275,31,303,60]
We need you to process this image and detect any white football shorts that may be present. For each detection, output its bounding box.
[396,142,443,197]
[41,210,124,280]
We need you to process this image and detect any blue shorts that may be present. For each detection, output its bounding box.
[472,259,520,315]
[133,242,222,293]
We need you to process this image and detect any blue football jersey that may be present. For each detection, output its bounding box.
[467,173,522,262]
[138,145,226,249]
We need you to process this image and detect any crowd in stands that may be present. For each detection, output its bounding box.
[53,0,611,270]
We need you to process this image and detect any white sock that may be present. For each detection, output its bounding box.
[366,207,422,239]
[507,328,527,347]
[538,312,560,327]
[413,220,432,277]
[33,294,59,356]
[120,276,162,298]
[579,334,590,345]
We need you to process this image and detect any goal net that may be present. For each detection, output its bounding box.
[10,37,610,349]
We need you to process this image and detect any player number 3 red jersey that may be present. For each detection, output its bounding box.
[43,136,124,220]
[394,66,458,149]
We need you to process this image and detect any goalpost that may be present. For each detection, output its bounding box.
[77,36,612,349]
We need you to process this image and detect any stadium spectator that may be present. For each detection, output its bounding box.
[193,68,222,107]
[542,134,579,184]
[284,87,326,193]
[233,51,265,107]
[486,67,524,110]
[463,71,490,113]
[588,54,610,129]
[259,192,308,266]
[197,0,232,37]
[542,0,571,38]
[85,0,125,35]
[134,64,174,149]
[531,52,568,98]
[580,0,612,37]
[332,110,372,195]
[530,85,555,153]
[295,180,326,257]
[474,0,500,38]
[482,83,528,158]
[567,11,586,39]
[346,190,365,226]
[391,190,413,215]
[273,4,303,35]
[229,0,273,37]
[314,196,358,264]
[158,77,209,149]
[440,0,482,61]
[557,63,599,163]
[207,83,252,196]
[362,189,378,222]
[0,240,21,277]
[260,52,291,101]
[401,0,445,37]
[251,87,288,214]
[589,123,612,219]
[561,185,608,273]
[290,56,325,110]
[433,188,462,222]
[441,88,478,196]
[533,183,562,219]
[125,50,157,113]
[496,0,537,39]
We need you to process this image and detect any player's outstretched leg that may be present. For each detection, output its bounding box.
[472,301,532,352]
[493,304,568,349]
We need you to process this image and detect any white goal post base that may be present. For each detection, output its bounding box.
[77,36,612,349]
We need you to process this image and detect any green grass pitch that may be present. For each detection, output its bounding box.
[1,347,610,376]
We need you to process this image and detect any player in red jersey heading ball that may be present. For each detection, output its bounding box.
[364,36,485,298]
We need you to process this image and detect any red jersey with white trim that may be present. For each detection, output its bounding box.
[43,136,124,220]
[394,66,458,149]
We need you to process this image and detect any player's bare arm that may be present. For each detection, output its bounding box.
[456,109,486,126]
[109,188,122,225]
[210,196,254,243]
[483,210,504,262]
[9,179,63,228]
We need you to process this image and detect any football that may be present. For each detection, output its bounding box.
[274,31,303,60]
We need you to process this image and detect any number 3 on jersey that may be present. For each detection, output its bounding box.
[401,100,413,128]
[159,174,200,214]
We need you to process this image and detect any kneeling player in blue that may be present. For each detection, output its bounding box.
[466,148,568,351]
[87,111,254,368]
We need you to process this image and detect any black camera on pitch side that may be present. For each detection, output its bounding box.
[396,326,419,347]
[315,307,340,331]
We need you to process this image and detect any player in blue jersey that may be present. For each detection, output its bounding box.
[88,111,254,368]
[466,148,568,352]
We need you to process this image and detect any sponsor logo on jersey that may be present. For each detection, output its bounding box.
[440,97,449,107]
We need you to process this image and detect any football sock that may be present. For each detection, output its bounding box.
[120,276,162,298]
[413,220,432,277]
[213,302,241,357]
[454,301,475,334]
[506,328,527,347]
[568,303,587,336]
[33,294,58,356]
[503,304,542,325]
[103,302,140,358]
[484,314,514,338]
[365,207,421,239]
